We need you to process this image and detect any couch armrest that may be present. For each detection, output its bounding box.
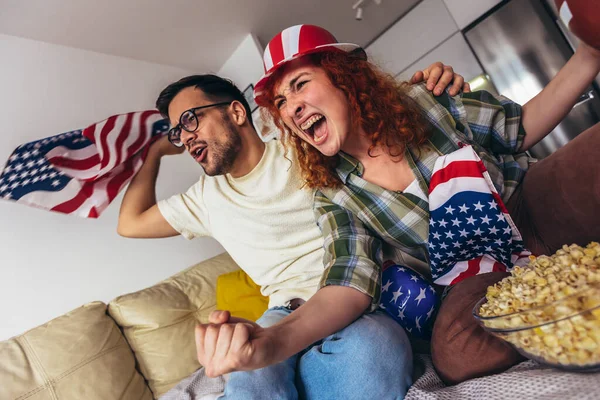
[108,252,240,398]
[0,302,151,400]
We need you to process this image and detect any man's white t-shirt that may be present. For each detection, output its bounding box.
[158,140,325,308]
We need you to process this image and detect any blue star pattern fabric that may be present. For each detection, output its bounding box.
[380,264,439,339]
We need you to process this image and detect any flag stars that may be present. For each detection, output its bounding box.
[439,243,449,250]
[488,201,498,210]
[451,218,462,227]
[481,215,491,224]
[473,228,483,236]
[495,238,504,246]
[459,204,469,213]
[438,219,448,228]
[391,286,404,303]
[497,213,506,222]
[444,205,455,215]
[452,241,461,248]
[432,232,441,240]
[474,201,485,211]
[415,316,422,332]
[459,229,468,238]
[445,231,455,240]
[466,216,476,225]
[489,226,499,235]
[504,226,512,235]
[382,279,393,292]
[414,287,427,306]
[397,307,406,320]
[426,305,436,320]
[51,180,61,187]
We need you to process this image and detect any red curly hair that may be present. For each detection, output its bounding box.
[261,50,429,189]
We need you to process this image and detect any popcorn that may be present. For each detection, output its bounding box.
[478,242,600,367]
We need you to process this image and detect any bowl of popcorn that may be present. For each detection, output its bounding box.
[473,242,600,371]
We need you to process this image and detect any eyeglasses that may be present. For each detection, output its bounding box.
[167,102,231,147]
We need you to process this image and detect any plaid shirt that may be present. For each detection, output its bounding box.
[314,83,535,310]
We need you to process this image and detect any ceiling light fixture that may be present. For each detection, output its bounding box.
[352,0,382,21]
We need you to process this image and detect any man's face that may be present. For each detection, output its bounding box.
[168,87,241,176]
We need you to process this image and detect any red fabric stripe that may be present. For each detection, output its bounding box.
[491,190,510,214]
[113,113,134,167]
[492,261,507,273]
[82,124,97,142]
[88,207,99,219]
[47,154,100,170]
[126,111,156,158]
[106,158,137,202]
[429,160,487,193]
[51,182,94,214]
[268,32,285,67]
[450,258,482,285]
[98,116,118,170]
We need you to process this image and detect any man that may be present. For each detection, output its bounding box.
[118,65,469,398]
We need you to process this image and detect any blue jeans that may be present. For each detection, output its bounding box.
[220,307,413,400]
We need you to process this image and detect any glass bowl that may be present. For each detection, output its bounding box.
[472,283,600,372]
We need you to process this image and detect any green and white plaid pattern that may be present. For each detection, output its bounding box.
[314,83,535,310]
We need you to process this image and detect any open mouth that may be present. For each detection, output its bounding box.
[300,114,328,144]
[190,145,208,163]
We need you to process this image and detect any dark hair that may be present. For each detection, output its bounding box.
[156,74,253,128]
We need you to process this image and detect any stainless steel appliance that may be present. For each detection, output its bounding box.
[464,0,600,158]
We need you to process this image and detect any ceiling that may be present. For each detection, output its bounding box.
[0,0,420,72]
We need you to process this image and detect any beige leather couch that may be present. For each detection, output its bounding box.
[0,252,240,400]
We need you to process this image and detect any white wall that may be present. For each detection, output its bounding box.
[217,34,277,141]
[0,34,224,340]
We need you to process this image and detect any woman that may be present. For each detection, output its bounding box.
[254,24,600,383]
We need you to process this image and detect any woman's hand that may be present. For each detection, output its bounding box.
[195,311,277,377]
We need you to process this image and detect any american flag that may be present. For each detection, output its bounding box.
[0,110,168,218]
[427,146,530,286]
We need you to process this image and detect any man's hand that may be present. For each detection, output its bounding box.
[195,310,276,377]
[410,62,471,97]
[149,135,186,157]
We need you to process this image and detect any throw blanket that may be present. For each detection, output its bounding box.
[0,110,167,218]
[161,356,600,399]
[159,368,226,400]
[406,354,600,400]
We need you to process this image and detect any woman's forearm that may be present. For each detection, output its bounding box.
[266,285,371,364]
[520,43,600,151]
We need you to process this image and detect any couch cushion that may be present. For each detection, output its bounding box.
[0,302,152,400]
[108,252,240,398]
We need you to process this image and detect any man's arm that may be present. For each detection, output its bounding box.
[520,42,600,151]
[117,136,183,238]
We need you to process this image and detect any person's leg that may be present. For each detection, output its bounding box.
[430,272,525,385]
[506,122,600,255]
[296,310,413,400]
[220,307,299,400]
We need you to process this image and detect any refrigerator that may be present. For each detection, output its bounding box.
[464,0,600,159]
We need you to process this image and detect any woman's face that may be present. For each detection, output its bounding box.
[273,58,354,157]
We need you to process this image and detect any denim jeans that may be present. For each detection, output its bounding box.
[220,307,413,400]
